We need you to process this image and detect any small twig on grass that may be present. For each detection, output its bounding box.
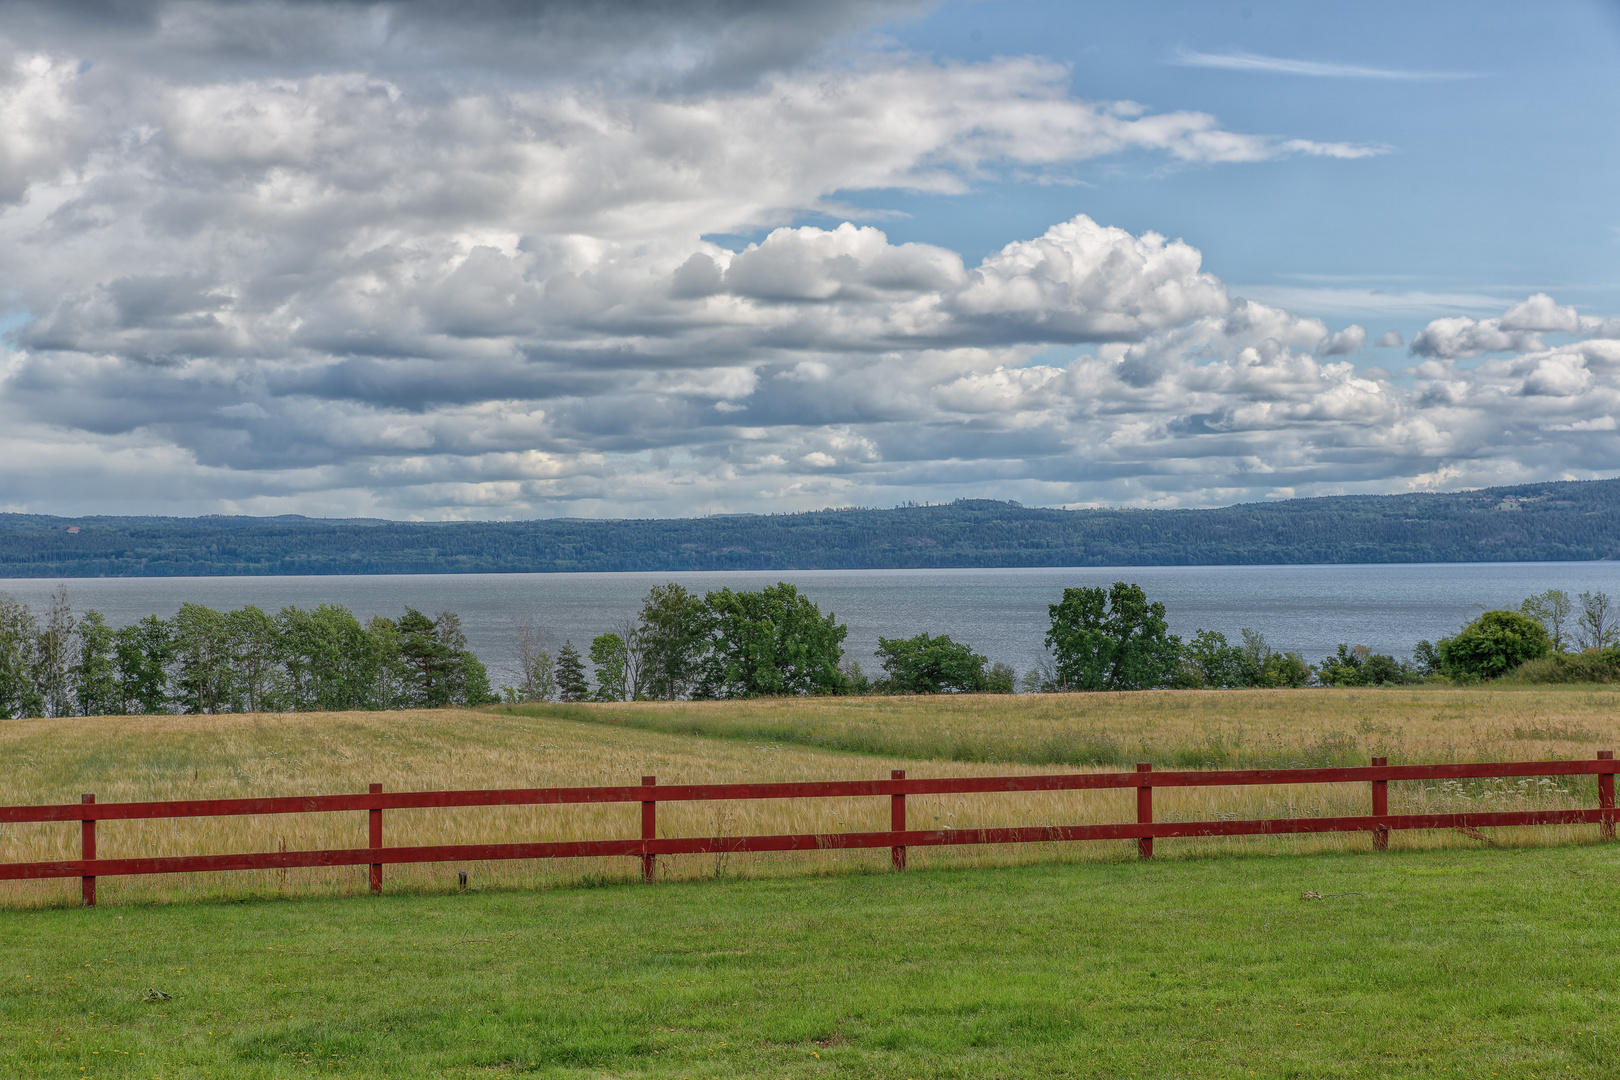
[1302,891,1365,900]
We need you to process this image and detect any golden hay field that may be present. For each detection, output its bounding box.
[526,683,1620,767]
[4,685,1619,907]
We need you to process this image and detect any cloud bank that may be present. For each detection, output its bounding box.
[0,1,1612,518]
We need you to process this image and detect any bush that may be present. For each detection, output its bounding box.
[1508,647,1620,684]
[1438,610,1551,681]
[875,633,989,694]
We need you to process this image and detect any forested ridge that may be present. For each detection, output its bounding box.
[3,477,1619,577]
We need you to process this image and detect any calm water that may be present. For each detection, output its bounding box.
[4,563,1619,686]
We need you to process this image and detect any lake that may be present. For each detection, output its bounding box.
[3,563,1617,686]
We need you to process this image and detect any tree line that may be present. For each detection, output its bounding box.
[0,587,495,718]
[2,579,1610,718]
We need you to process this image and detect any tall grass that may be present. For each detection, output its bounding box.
[3,688,1616,907]
[505,684,1620,767]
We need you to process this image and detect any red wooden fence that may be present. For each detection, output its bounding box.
[2,753,1614,906]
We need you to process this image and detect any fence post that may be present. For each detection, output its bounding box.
[1599,751,1615,841]
[80,793,96,908]
[891,769,907,871]
[1371,757,1389,852]
[1136,763,1153,860]
[641,776,657,883]
[368,783,383,893]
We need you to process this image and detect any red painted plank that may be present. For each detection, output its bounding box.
[2,808,1600,882]
[4,761,1609,822]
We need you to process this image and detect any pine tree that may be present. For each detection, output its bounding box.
[555,640,590,702]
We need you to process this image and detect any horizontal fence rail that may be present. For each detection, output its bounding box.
[3,754,1614,906]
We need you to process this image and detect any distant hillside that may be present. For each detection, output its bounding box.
[2,479,1618,577]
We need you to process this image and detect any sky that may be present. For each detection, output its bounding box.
[0,0,1617,520]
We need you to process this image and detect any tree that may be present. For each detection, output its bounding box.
[1438,610,1551,680]
[589,632,629,701]
[368,615,410,710]
[1577,591,1616,651]
[555,641,591,702]
[398,607,453,708]
[1180,629,1246,689]
[1316,645,1405,687]
[33,586,75,717]
[116,615,173,715]
[1412,640,1442,677]
[226,605,282,713]
[698,583,848,698]
[72,610,120,716]
[432,611,496,706]
[874,632,988,694]
[0,595,41,719]
[277,604,381,711]
[1236,629,1311,689]
[1045,582,1181,691]
[172,602,232,714]
[509,617,557,703]
[637,584,710,700]
[985,661,1015,694]
[1519,589,1573,652]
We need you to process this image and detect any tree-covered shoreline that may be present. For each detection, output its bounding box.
[5,477,1620,578]
[5,575,1620,719]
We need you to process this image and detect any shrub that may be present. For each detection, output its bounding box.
[1437,610,1551,681]
[875,632,989,694]
[1508,647,1620,684]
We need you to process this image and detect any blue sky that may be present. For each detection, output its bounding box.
[0,0,1617,519]
[859,1,1620,328]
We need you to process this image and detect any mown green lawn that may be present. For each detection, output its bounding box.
[3,843,1617,1079]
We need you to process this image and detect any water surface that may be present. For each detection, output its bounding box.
[4,563,1616,686]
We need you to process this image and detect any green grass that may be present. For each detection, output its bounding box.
[5,843,1618,1078]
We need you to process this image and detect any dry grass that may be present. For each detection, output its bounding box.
[4,687,1617,907]
[538,683,1620,767]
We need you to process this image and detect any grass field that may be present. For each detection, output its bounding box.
[3,844,1618,1079]
[3,687,1618,906]
[504,685,1620,768]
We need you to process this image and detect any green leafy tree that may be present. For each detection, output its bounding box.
[277,604,381,712]
[1045,582,1181,691]
[72,610,120,716]
[637,584,710,700]
[172,602,233,714]
[1519,589,1573,652]
[0,595,42,719]
[1179,629,1246,688]
[456,650,498,706]
[1412,640,1442,677]
[367,615,410,710]
[555,641,591,702]
[590,632,630,701]
[1236,629,1311,689]
[874,632,988,694]
[985,661,1015,694]
[226,605,282,712]
[1438,610,1551,681]
[115,615,173,715]
[699,583,848,698]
